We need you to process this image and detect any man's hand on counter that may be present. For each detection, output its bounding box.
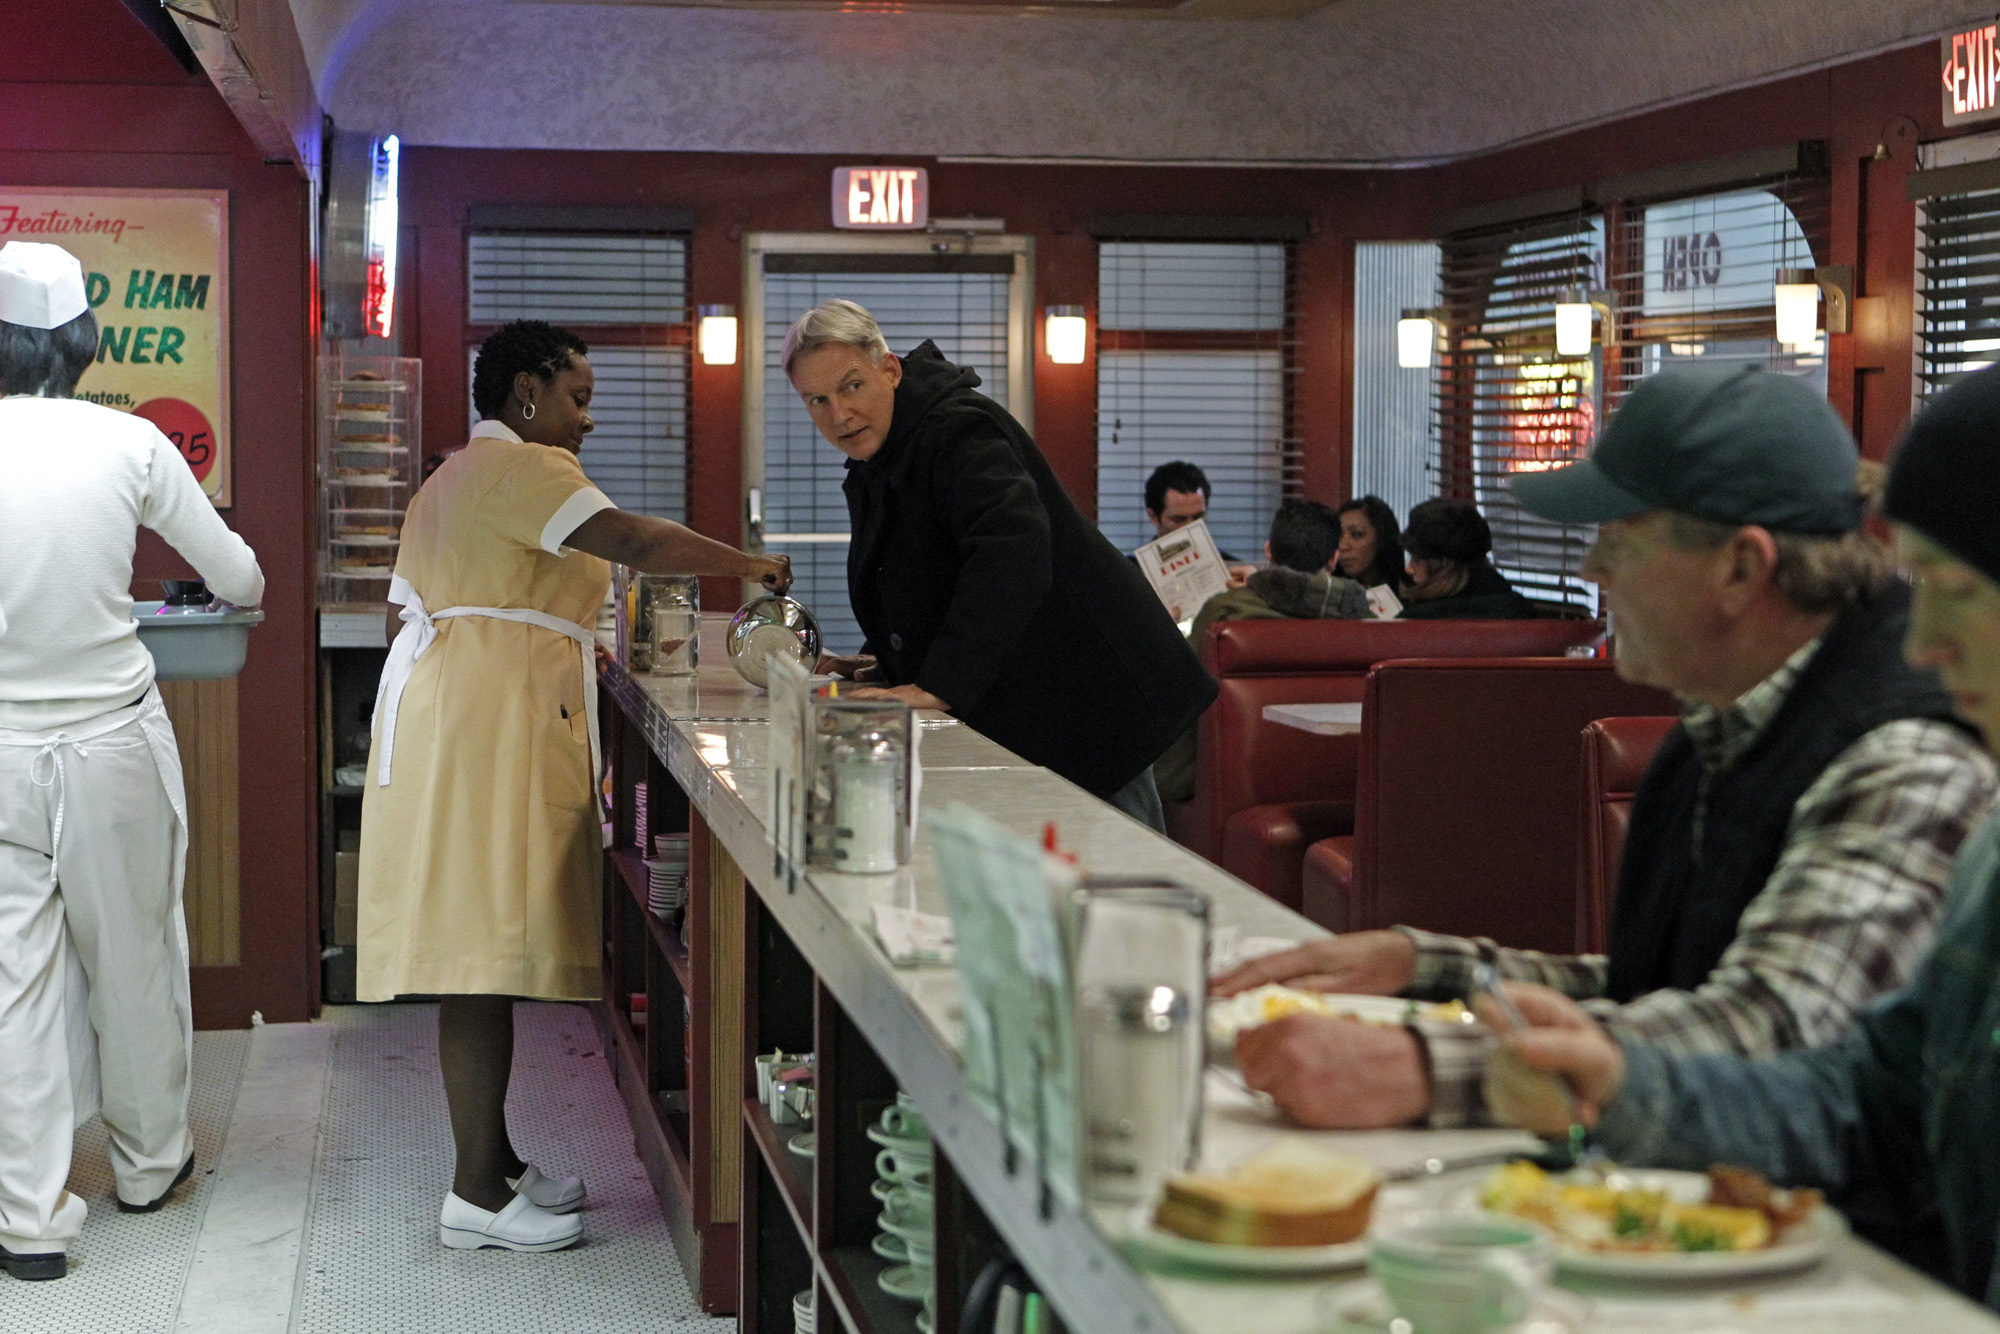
[1235,1014,1430,1128]
[847,683,950,712]
[1210,930,1416,998]
[818,653,884,682]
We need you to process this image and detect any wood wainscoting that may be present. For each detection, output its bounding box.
[158,678,241,967]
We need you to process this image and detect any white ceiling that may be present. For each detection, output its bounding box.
[291,0,1990,165]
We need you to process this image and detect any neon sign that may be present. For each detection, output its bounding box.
[831,167,928,231]
[1942,19,2000,126]
[363,135,400,338]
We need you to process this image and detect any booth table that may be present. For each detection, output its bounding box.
[596,615,1998,1334]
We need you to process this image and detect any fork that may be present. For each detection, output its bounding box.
[1471,963,1616,1179]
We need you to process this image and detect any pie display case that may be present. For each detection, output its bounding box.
[317,354,422,608]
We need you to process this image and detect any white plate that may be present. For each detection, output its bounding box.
[1122,1212,1368,1275]
[1456,1169,1845,1280]
[1322,1282,1592,1333]
[1207,989,1470,1059]
[876,1263,927,1304]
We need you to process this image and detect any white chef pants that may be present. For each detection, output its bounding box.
[0,699,192,1252]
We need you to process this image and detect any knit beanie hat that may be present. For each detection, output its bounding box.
[1403,498,1492,563]
[1883,362,2000,587]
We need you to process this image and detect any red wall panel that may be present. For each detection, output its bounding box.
[2,0,318,1027]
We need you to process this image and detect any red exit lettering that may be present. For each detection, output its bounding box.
[832,167,929,230]
[1943,22,2000,124]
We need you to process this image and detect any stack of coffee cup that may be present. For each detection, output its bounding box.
[866,1094,936,1332]
[792,1287,814,1334]
[648,832,690,916]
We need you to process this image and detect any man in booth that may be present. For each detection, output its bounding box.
[1213,366,1997,1139]
[782,299,1216,830]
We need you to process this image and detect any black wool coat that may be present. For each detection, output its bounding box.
[842,343,1217,799]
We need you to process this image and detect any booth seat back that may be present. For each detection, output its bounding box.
[1578,716,1678,954]
[1175,618,1607,865]
[1301,658,1674,951]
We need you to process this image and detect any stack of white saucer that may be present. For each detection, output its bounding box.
[868,1094,936,1333]
[792,1287,814,1334]
[647,832,690,916]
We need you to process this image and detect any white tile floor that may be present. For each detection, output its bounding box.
[295,1003,729,1334]
[0,1029,248,1332]
[0,1003,733,1334]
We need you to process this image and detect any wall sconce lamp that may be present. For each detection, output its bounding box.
[1773,266,1854,348]
[1554,287,1618,358]
[698,304,738,366]
[1045,305,1087,364]
[1397,309,1440,369]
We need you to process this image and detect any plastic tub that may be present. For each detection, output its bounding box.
[132,601,265,681]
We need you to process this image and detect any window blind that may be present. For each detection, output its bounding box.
[467,233,687,325]
[1915,178,2000,404]
[1435,214,1604,612]
[465,231,690,522]
[1096,242,1295,560]
[759,267,1013,656]
[1352,241,1441,526]
[1605,180,1829,411]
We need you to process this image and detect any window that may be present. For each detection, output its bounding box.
[465,231,690,522]
[1351,241,1441,525]
[1095,242,1295,560]
[758,263,1013,655]
[1911,131,2000,406]
[1607,183,1828,410]
[1434,168,1829,615]
[1436,213,1605,612]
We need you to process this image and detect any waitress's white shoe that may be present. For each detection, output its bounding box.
[439,1190,582,1252]
[507,1164,586,1214]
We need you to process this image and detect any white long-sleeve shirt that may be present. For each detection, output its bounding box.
[0,395,264,729]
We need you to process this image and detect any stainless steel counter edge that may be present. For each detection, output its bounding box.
[604,664,1185,1334]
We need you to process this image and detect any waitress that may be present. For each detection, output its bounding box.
[358,318,788,1253]
[0,242,264,1280]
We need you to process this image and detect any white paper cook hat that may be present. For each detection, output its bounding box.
[0,242,90,330]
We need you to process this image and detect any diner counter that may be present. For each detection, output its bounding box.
[604,615,1998,1334]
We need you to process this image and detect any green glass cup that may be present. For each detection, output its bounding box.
[1368,1212,1554,1334]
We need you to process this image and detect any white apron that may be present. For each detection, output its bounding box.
[372,584,601,788]
[0,685,191,1129]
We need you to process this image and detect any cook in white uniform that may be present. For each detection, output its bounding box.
[0,242,264,1281]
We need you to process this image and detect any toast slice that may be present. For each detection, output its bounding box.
[1154,1143,1381,1247]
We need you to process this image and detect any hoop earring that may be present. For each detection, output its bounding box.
[521,400,536,421]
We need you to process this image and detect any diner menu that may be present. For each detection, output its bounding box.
[1133,518,1230,626]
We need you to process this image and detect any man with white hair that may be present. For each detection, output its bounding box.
[783,299,1215,826]
[0,242,264,1279]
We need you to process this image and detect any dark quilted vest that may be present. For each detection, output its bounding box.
[1604,582,1965,1003]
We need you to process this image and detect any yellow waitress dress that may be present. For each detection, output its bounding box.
[356,422,615,1002]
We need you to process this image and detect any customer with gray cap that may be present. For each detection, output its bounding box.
[1478,360,2000,1302]
[1213,365,1995,1146]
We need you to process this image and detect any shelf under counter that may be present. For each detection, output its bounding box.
[743,1098,814,1247]
[609,846,694,994]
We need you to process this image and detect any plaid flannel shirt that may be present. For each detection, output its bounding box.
[1398,636,1999,1127]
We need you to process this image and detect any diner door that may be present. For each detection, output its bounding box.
[742,234,1034,656]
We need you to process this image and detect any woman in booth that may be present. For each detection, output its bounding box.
[1397,497,1538,619]
[1334,495,1405,592]
[358,319,790,1253]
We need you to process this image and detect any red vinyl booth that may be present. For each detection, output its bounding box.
[1298,658,1675,951]
[1577,716,1678,954]
[1169,618,1607,911]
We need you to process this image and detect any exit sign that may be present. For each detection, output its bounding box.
[832,167,928,230]
[1943,18,2000,125]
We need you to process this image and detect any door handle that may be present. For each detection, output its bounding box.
[745,486,764,552]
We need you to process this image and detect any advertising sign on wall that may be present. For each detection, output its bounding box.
[0,187,232,506]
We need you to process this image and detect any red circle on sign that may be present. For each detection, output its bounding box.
[134,398,217,483]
